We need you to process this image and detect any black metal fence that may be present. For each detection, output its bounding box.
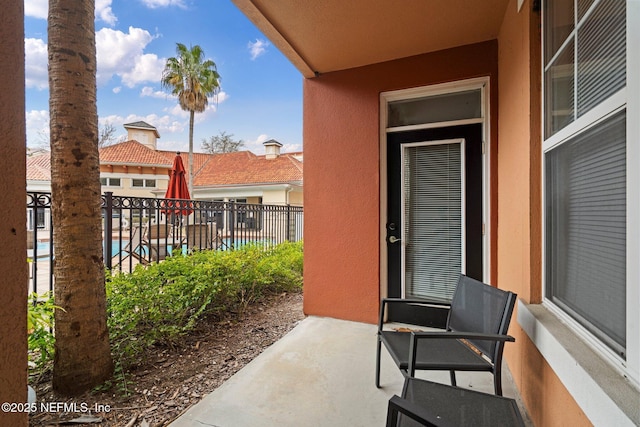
[27,191,303,294]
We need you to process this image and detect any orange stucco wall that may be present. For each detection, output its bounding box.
[0,1,28,425]
[497,1,590,425]
[303,41,499,324]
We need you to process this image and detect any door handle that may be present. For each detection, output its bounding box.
[388,236,401,244]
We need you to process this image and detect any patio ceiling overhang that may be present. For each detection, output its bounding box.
[232,0,511,78]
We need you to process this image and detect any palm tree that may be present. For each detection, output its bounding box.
[48,0,113,394]
[162,43,221,194]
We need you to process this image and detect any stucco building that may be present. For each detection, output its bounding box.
[231,1,639,425]
[27,121,303,204]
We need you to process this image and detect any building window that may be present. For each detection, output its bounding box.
[132,179,156,188]
[100,177,121,187]
[545,111,626,356]
[28,208,47,230]
[543,0,628,360]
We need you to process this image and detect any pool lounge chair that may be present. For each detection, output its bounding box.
[111,225,149,269]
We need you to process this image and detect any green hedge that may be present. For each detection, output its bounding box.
[28,241,303,374]
[106,241,303,367]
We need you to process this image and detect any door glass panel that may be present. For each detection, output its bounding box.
[388,90,481,128]
[403,141,463,301]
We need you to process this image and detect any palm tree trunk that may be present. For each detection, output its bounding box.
[188,110,195,196]
[49,0,113,395]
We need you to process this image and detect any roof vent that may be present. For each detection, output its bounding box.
[123,121,160,150]
[263,139,283,159]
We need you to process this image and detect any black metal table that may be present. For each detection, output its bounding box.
[386,377,525,427]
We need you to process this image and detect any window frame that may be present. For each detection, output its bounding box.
[541,0,639,386]
[100,177,121,187]
[131,178,156,188]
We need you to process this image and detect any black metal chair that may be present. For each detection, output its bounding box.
[376,274,517,395]
[386,376,525,427]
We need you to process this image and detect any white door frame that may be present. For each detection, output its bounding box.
[380,77,491,298]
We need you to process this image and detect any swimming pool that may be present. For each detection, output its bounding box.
[32,240,129,259]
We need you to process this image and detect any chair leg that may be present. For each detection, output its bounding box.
[449,370,457,387]
[494,369,503,396]
[386,398,400,427]
[376,336,382,388]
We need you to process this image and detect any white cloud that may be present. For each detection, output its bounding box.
[242,134,268,153]
[214,90,229,104]
[141,86,172,99]
[112,86,121,94]
[25,26,164,89]
[162,89,227,120]
[102,113,186,136]
[96,0,117,26]
[25,0,47,19]
[120,53,165,87]
[25,110,50,147]
[281,143,302,153]
[96,26,165,87]
[248,39,269,60]
[139,0,186,9]
[254,134,269,144]
[25,38,48,90]
[242,135,301,155]
[157,139,189,153]
[25,0,117,25]
[166,104,188,118]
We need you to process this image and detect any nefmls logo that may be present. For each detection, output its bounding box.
[40,402,90,413]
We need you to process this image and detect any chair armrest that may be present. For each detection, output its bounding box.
[387,395,454,427]
[407,331,515,376]
[410,331,515,342]
[378,298,451,331]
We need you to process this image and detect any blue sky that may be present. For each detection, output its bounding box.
[24,0,303,154]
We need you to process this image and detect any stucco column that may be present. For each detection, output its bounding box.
[0,0,28,425]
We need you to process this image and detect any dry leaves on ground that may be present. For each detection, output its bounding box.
[29,292,304,427]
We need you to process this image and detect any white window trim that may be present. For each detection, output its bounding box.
[532,2,640,423]
[625,0,640,387]
[542,88,626,153]
[519,301,638,426]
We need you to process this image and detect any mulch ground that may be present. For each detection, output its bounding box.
[29,292,304,426]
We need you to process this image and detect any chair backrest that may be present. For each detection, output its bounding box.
[148,223,171,239]
[447,275,516,361]
[186,223,220,250]
[128,225,145,247]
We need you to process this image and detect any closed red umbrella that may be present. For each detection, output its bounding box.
[163,152,193,216]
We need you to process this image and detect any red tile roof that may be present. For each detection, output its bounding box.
[26,152,51,181]
[27,142,303,187]
[194,151,303,187]
[159,151,211,177]
[100,140,173,167]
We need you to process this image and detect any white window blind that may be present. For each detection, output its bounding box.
[403,142,462,301]
[545,111,626,357]
[577,0,626,116]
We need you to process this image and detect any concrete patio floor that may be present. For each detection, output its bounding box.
[170,316,531,427]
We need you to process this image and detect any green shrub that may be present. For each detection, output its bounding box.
[27,292,60,374]
[106,241,303,368]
